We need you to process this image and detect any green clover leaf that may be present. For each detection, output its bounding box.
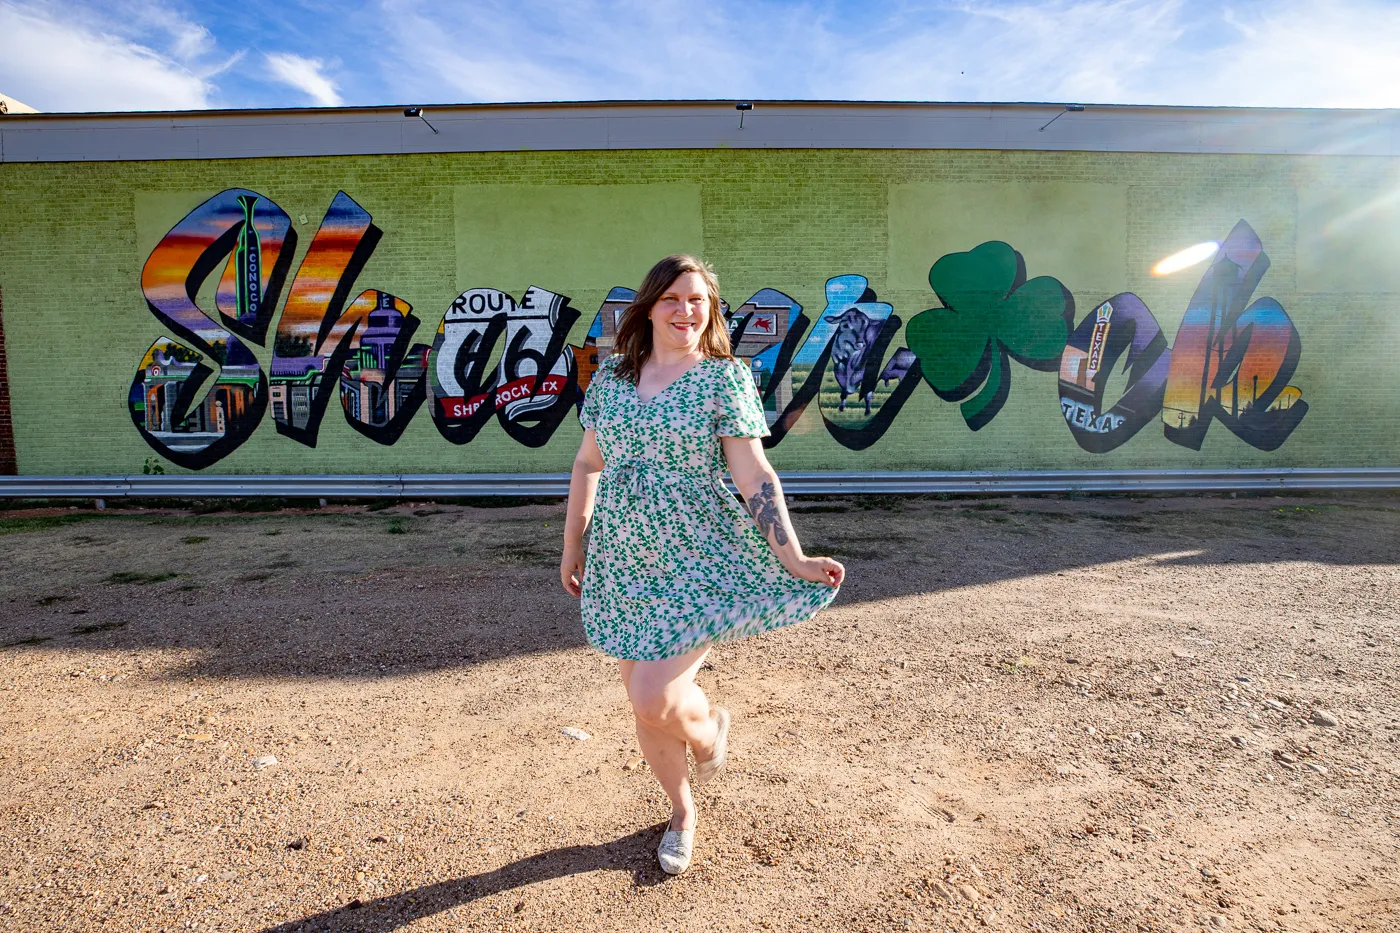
[905,241,1072,430]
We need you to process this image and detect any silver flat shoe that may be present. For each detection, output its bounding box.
[693,705,730,786]
[658,827,694,874]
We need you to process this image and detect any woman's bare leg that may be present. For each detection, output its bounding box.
[619,646,720,830]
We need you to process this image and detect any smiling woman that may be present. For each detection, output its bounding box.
[559,254,844,877]
[608,255,730,386]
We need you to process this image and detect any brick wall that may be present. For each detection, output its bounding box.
[0,287,16,475]
[0,148,1397,476]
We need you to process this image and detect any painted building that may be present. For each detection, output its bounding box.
[0,100,1398,489]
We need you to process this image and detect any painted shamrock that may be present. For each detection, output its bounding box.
[905,241,1072,430]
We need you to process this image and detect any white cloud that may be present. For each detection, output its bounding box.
[1182,2,1400,108]
[120,0,216,62]
[377,0,772,102]
[814,0,1189,103]
[0,0,211,111]
[5,0,1398,113]
[369,0,1400,109]
[810,0,1400,108]
[264,52,344,107]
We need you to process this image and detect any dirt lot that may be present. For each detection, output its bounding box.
[0,492,1397,933]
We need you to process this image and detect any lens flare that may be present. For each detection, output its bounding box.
[1151,241,1220,276]
[1323,186,1400,236]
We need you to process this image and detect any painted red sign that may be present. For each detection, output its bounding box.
[438,374,568,420]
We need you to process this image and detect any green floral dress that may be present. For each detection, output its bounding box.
[578,354,839,661]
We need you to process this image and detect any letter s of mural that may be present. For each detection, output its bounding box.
[129,189,294,469]
[130,190,1307,468]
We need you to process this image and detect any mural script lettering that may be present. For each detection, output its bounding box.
[128,190,1307,468]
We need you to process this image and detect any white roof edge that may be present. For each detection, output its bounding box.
[7,98,1400,119]
[3,98,1398,162]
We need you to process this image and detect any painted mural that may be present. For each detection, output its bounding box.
[129,188,290,468]
[430,286,581,449]
[128,189,1307,469]
[267,192,429,448]
[907,241,1073,432]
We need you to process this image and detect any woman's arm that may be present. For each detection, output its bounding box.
[721,435,844,588]
[561,429,605,597]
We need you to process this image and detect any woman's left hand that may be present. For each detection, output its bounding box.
[560,542,586,597]
[790,555,844,588]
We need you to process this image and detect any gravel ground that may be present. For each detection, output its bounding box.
[1,492,1397,933]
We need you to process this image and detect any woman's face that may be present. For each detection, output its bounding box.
[649,271,710,355]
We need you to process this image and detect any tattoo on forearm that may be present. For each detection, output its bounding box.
[745,481,789,546]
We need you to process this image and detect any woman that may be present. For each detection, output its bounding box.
[560,254,844,875]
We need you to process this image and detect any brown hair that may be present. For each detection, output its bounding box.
[611,254,733,384]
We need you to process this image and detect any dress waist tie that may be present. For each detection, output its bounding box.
[604,459,707,504]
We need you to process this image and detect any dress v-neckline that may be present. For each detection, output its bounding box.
[631,356,710,407]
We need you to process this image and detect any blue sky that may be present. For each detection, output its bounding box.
[3,0,1400,112]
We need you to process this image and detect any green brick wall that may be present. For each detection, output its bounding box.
[0,147,1397,476]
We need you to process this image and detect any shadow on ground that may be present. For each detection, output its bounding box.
[1,495,1396,680]
[258,824,667,933]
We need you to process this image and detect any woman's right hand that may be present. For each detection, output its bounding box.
[789,554,845,588]
[561,543,586,597]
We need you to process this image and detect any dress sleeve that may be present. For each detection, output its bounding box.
[713,358,772,438]
[578,361,608,430]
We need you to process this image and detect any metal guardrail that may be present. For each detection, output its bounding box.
[1,468,1399,499]
[777,468,1400,494]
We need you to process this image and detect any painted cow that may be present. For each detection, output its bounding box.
[824,307,885,413]
[879,347,918,386]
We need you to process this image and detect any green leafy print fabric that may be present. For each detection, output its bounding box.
[578,354,839,661]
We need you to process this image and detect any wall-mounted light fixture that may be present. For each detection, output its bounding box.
[403,107,440,135]
[1039,104,1085,132]
[736,102,753,130]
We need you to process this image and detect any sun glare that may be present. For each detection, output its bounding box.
[1151,241,1220,276]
